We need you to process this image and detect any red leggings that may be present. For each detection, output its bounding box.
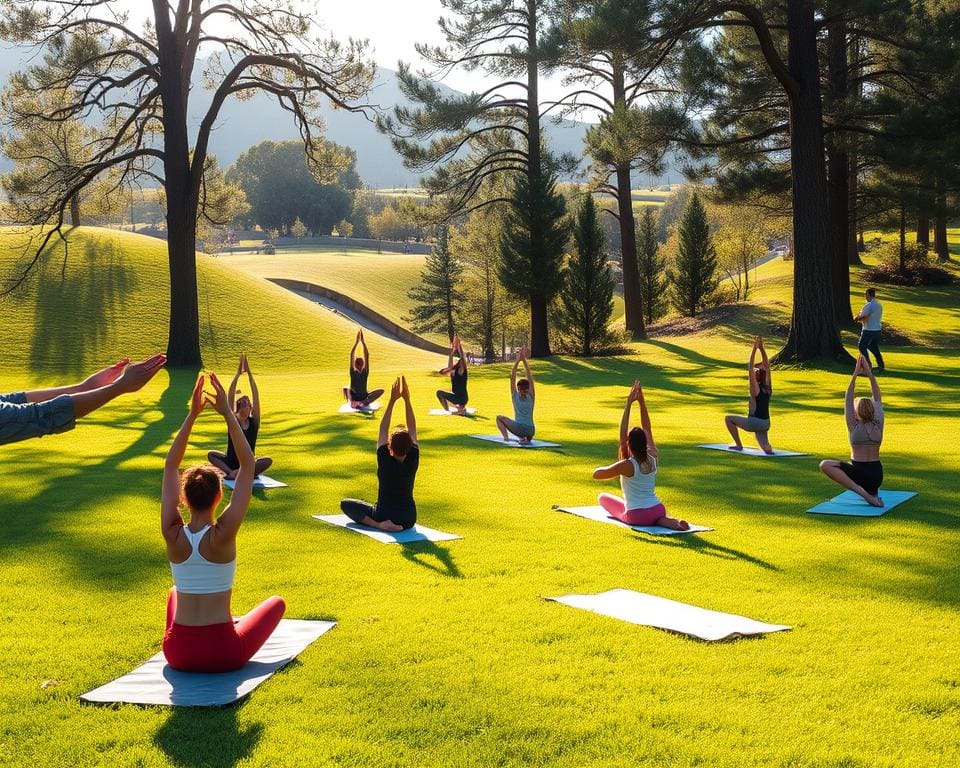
[162,589,286,673]
[598,493,668,526]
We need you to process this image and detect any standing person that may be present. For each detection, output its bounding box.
[724,336,774,454]
[161,373,286,673]
[343,329,384,409]
[496,346,536,444]
[819,356,886,507]
[0,354,166,446]
[207,354,272,479]
[341,377,420,532]
[854,287,885,372]
[592,381,689,530]
[436,334,469,414]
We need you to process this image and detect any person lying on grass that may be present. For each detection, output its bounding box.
[819,355,886,508]
[207,353,272,479]
[436,334,469,414]
[725,336,775,454]
[0,354,166,446]
[496,346,536,444]
[341,376,420,532]
[343,329,384,410]
[162,372,285,673]
[592,381,689,531]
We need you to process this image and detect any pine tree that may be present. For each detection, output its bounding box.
[406,226,464,341]
[555,195,615,356]
[636,206,667,324]
[668,191,718,317]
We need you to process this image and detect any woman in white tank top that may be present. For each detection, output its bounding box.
[160,373,285,673]
[592,381,689,530]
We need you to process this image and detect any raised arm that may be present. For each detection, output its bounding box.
[378,378,401,448]
[757,338,771,392]
[844,358,861,431]
[637,384,658,458]
[519,346,534,397]
[400,376,417,445]
[228,355,243,411]
[861,356,883,412]
[360,330,370,370]
[244,355,262,419]
[161,375,205,542]
[619,382,637,457]
[510,352,521,390]
[748,339,760,397]
[350,331,361,370]
[209,374,255,539]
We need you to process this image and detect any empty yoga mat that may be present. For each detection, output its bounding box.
[548,589,790,642]
[807,489,917,517]
[468,434,561,449]
[312,514,462,544]
[554,505,712,535]
[223,475,287,490]
[80,619,335,707]
[698,443,807,458]
[339,402,381,414]
[429,407,477,416]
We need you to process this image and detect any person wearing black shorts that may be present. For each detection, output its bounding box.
[341,376,419,532]
[819,355,885,507]
[343,329,384,409]
[436,334,468,414]
[208,354,273,479]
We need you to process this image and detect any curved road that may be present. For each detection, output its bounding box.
[285,287,412,345]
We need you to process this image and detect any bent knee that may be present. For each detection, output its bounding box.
[819,460,836,472]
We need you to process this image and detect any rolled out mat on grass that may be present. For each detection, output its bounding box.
[428,407,477,416]
[223,475,287,490]
[806,489,917,517]
[312,514,462,544]
[80,619,335,707]
[553,505,711,535]
[547,589,790,642]
[338,402,381,414]
[468,434,561,449]
[698,443,807,457]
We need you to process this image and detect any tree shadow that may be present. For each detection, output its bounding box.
[399,540,462,578]
[634,533,780,572]
[153,704,262,768]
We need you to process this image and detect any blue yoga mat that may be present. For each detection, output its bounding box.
[807,490,917,517]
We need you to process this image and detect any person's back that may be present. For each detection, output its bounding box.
[512,389,534,427]
[620,456,660,510]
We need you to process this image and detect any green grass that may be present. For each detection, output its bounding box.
[1,228,959,767]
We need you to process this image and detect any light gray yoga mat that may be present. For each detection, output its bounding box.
[698,443,807,458]
[554,505,712,535]
[80,619,335,707]
[548,589,790,642]
[312,514,462,544]
[223,475,287,490]
[468,434,561,449]
[339,401,381,414]
[429,407,477,416]
[807,489,917,517]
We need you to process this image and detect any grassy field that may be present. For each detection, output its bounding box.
[0,228,958,767]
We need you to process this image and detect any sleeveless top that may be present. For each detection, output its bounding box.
[849,417,883,447]
[451,364,468,396]
[169,525,236,595]
[620,456,661,510]
[751,388,771,421]
[225,416,258,466]
[512,390,535,427]
[350,366,369,397]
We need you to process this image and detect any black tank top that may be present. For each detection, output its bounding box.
[451,364,467,396]
[226,415,259,466]
[350,366,369,397]
[751,388,770,421]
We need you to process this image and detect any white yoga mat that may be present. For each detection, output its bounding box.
[468,434,561,449]
[312,514,462,544]
[429,407,477,416]
[80,619,335,707]
[554,505,712,535]
[223,475,287,490]
[548,589,790,642]
[339,401,381,414]
[698,443,807,458]
[807,489,917,517]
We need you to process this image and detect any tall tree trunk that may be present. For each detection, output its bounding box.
[612,61,645,339]
[69,195,81,227]
[934,175,949,262]
[899,203,907,273]
[776,0,849,363]
[847,153,861,265]
[826,19,851,326]
[916,213,930,247]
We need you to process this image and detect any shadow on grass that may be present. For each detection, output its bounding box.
[400,540,462,579]
[154,705,261,768]
[634,532,779,572]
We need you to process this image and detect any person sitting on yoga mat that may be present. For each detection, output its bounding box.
[162,373,285,673]
[725,336,774,454]
[436,334,469,414]
[818,355,886,507]
[341,376,420,532]
[343,329,384,409]
[207,353,272,480]
[592,381,689,530]
[0,354,166,446]
[496,346,536,444]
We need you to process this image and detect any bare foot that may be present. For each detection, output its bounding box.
[519,437,532,445]
[865,494,885,508]
[728,445,743,451]
[763,449,775,455]
[677,519,690,531]
[378,520,404,532]
[455,406,467,414]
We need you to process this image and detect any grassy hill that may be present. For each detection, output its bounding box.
[1,227,959,767]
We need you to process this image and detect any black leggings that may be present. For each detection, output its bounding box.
[340,499,415,530]
[436,389,468,407]
[838,460,883,495]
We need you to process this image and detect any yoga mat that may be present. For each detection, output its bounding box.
[547,589,790,642]
[223,475,287,490]
[698,443,807,458]
[468,434,561,449]
[80,619,335,707]
[312,514,462,544]
[429,407,477,416]
[807,489,917,517]
[554,505,711,535]
[339,402,381,414]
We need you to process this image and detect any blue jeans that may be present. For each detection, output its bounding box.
[0,392,76,446]
[858,330,885,369]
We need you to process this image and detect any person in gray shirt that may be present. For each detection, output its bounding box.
[496,346,536,444]
[854,287,884,371]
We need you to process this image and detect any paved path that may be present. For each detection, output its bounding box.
[284,287,412,346]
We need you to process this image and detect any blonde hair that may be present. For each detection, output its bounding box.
[855,397,876,423]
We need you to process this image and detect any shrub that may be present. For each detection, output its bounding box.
[865,242,953,286]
